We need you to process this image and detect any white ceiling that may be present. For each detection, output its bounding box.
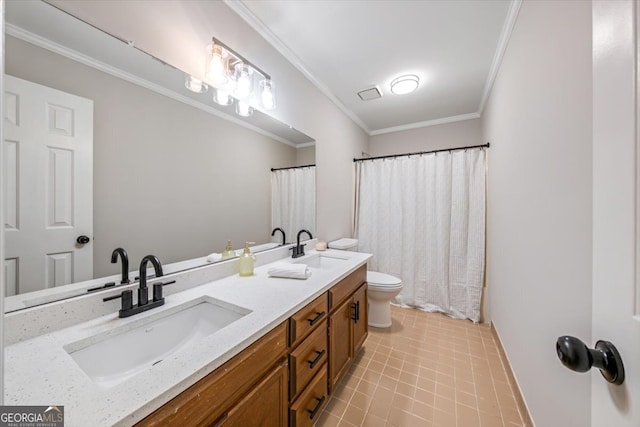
[229,0,517,135]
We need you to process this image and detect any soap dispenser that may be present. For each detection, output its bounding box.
[238,242,256,277]
[221,240,235,260]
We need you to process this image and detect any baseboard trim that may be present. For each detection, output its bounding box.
[490,322,535,427]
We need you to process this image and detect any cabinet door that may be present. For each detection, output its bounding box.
[218,361,288,427]
[352,283,368,353]
[329,298,353,391]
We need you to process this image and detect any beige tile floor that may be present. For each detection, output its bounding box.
[315,305,527,427]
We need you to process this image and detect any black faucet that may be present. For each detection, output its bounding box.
[290,229,313,258]
[271,227,286,245]
[103,254,175,318]
[110,248,130,284]
[138,255,164,306]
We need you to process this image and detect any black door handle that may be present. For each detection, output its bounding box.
[556,336,625,385]
[76,235,91,244]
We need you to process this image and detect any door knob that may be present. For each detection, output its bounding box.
[76,235,91,245]
[556,336,625,385]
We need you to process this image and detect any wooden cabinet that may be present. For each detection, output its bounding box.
[289,319,327,400]
[289,366,328,427]
[289,293,328,347]
[137,322,288,426]
[137,264,367,427]
[218,361,288,427]
[328,266,368,392]
[288,294,329,426]
[352,283,368,352]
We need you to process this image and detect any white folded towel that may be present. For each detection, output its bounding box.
[268,262,312,280]
[206,253,222,263]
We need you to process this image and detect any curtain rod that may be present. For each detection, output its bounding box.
[353,142,490,162]
[270,164,316,172]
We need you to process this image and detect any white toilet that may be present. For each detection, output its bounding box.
[328,239,403,328]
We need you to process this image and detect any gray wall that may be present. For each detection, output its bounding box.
[368,118,482,156]
[6,36,298,277]
[482,1,592,425]
[296,146,316,165]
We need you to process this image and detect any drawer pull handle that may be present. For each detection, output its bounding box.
[307,311,325,326]
[307,349,326,369]
[307,395,326,420]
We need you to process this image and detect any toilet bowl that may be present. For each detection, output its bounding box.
[328,238,403,328]
[366,271,403,328]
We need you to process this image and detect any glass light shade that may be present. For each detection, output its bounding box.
[390,75,419,95]
[213,88,233,106]
[206,44,228,85]
[184,75,208,93]
[234,63,253,100]
[260,79,276,110]
[236,100,254,117]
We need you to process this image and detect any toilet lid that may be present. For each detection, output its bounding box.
[367,271,402,286]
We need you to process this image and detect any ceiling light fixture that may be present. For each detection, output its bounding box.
[390,74,419,95]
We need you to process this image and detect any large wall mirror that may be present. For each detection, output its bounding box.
[3,1,316,312]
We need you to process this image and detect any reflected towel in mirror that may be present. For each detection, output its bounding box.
[206,253,222,263]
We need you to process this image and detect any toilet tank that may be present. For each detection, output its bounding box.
[328,238,359,251]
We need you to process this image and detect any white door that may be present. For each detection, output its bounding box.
[3,75,93,295]
[592,1,640,425]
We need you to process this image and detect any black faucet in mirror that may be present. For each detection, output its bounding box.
[271,227,286,245]
[110,248,130,284]
[291,229,313,258]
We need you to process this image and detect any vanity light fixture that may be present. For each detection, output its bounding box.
[260,79,276,110]
[184,75,208,93]
[390,74,419,95]
[204,37,276,111]
[213,88,233,106]
[236,100,254,117]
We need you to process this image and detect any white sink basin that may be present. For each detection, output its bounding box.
[65,297,251,388]
[294,252,350,269]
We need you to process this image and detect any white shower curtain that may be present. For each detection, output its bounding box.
[271,166,316,243]
[355,148,486,322]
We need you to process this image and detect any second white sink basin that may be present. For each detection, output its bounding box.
[65,296,251,388]
[294,252,350,269]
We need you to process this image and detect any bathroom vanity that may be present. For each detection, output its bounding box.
[4,247,370,427]
[138,265,368,426]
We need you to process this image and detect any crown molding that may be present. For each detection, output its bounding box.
[6,24,299,148]
[225,0,371,135]
[369,113,481,136]
[477,0,523,114]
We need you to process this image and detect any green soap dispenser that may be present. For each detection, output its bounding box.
[238,241,256,276]
[221,240,235,260]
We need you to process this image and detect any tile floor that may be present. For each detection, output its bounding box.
[315,305,527,427]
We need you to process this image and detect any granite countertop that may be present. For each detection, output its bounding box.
[4,249,371,426]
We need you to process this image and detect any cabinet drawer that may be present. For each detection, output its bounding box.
[289,292,328,346]
[137,321,288,426]
[290,366,328,427]
[329,264,366,312]
[289,319,327,401]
